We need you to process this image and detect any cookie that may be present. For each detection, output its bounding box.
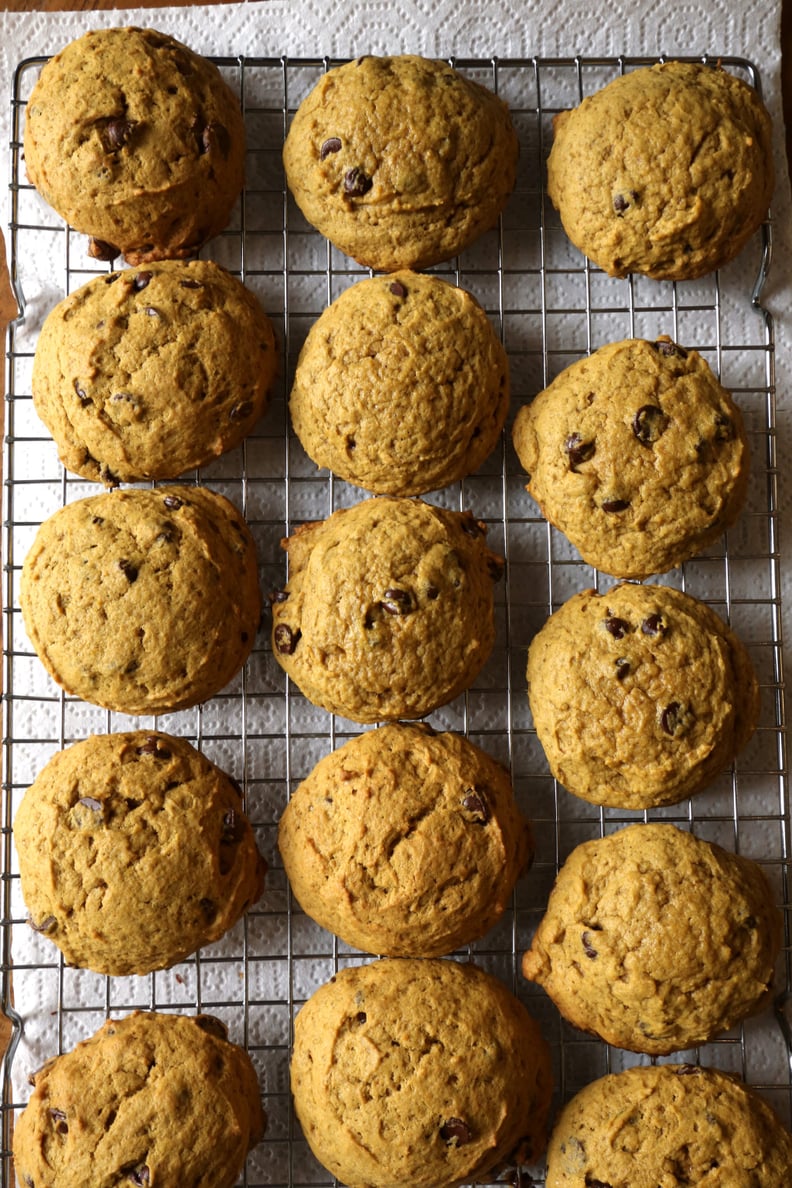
[20,486,260,715]
[289,270,509,495]
[283,54,519,272]
[291,958,553,1188]
[270,496,504,723]
[511,336,750,579]
[545,1063,792,1188]
[278,723,532,956]
[546,61,774,280]
[12,1011,265,1188]
[522,822,782,1055]
[526,583,760,809]
[23,27,245,265]
[14,731,266,975]
[32,260,278,485]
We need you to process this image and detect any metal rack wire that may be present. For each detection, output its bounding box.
[1,52,790,1187]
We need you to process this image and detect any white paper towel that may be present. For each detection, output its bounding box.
[1,4,790,1186]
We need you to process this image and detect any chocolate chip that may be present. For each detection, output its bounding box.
[73,379,91,404]
[462,787,490,824]
[320,136,342,159]
[29,915,56,934]
[641,613,666,637]
[269,589,289,604]
[118,559,138,583]
[274,624,301,654]
[195,1015,228,1040]
[229,400,253,421]
[661,701,693,736]
[163,495,183,510]
[355,1011,367,1024]
[585,1180,613,1188]
[440,1118,472,1146]
[200,122,231,157]
[219,810,244,875]
[88,238,120,262]
[582,930,598,958]
[565,432,595,470]
[132,271,152,291]
[633,404,669,446]
[613,192,630,213]
[381,588,413,615]
[714,413,735,441]
[604,615,630,639]
[615,658,630,681]
[136,738,172,759]
[601,498,630,513]
[426,586,439,600]
[121,1164,150,1186]
[199,898,218,923]
[389,280,407,297]
[653,338,687,359]
[101,118,136,152]
[344,167,373,196]
[78,796,103,812]
[675,1064,702,1076]
[143,306,161,319]
[179,279,204,289]
[48,1108,68,1135]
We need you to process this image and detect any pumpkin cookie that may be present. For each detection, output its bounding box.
[283,54,519,271]
[290,270,509,495]
[24,27,245,264]
[511,337,749,579]
[291,958,553,1187]
[270,496,504,723]
[546,61,774,280]
[545,1064,792,1188]
[278,723,532,956]
[14,731,266,975]
[13,1012,265,1188]
[526,583,760,809]
[522,822,782,1055]
[20,486,261,715]
[32,260,277,485]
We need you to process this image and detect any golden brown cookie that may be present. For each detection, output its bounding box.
[283,54,519,271]
[511,337,750,579]
[545,1063,792,1188]
[23,27,246,265]
[20,486,261,715]
[14,731,266,975]
[546,62,774,280]
[12,1012,265,1188]
[32,260,277,485]
[522,823,782,1055]
[291,958,553,1188]
[290,270,509,495]
[526,583,760,809]
[278,723,532,956]
[270,496,504,723]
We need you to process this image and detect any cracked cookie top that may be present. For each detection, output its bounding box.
[23,26,246,264]
[33,260,277,485]
[546,61,774,281]
[283,54,519,271]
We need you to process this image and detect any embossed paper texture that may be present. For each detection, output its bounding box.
[1,3,790,1187]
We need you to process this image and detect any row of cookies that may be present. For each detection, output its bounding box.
[12,25,788,1188]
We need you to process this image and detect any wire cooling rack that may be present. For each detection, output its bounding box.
[1,53,790,1187]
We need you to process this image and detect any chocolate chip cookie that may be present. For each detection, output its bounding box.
[278,723,532,956]
[522,822,782,1055]
[20,486,261,715]
[14,731,266,975]
[511,336,750,579]
[32,260,277,485]
[23,27,246,265]
[547,61,774,280]
[545,1064,792,1188]
[526,583,760,809]
[13,1011,265,1188]
[289,270,509,495]
[283,54,519,271]
[291,958,553,1187]
[270,496,504,723]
